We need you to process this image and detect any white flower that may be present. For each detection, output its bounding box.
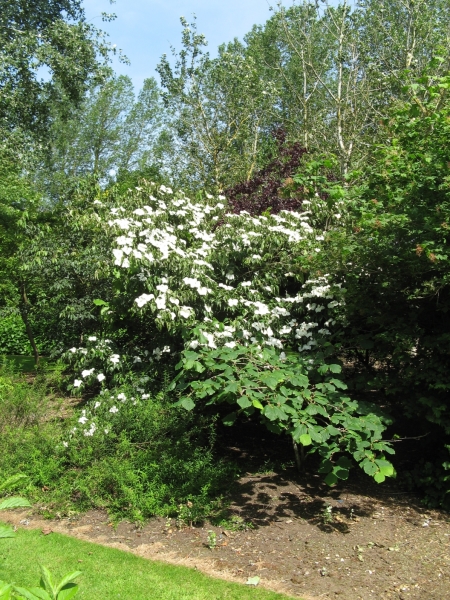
[62,441,69,448]
[226,272,235,280]
[97,373,106,382]
[180,306,193,318]
[78,416,88,424]
[73,379,82,388]
[110,354,120,364]
[94,401,101,409]
[189,340,199,349]
[69,347,77,353]
[133,356,142,363]
[109,406,119,414]
[228,299,239,307]
[224,341,236,348]
[88,336,97,342]
[156,284,169,293]
[135,293,154,308]
[156,296,166,310]
[142,393,150,399]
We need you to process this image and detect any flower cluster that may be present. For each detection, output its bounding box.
[105,185,344,356]
[66,182,346,435]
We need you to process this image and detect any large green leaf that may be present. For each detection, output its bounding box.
[0,525,15,538]
[57,584,79,600]
[55,573,81,596]
[0,581,12,600]
[0,475,27,492]
[39,566,55,597]
[0,497,31,510]
[299,434,312,446]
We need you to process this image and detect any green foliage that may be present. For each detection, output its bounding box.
[0,315,32,356]
[0,474,31,539]
[317,74,450,505]
[0,567,81,600]
[0,362,237,522]
[173,342,394,483]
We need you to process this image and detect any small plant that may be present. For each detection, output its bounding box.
[206,530,217,549]
[322,505,333,524]
[219,515,253,532]
[0,566,81,599]
[0,475,31,539]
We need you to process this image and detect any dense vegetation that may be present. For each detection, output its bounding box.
[1,0,450,523]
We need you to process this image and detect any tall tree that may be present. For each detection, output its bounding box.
[157,18,277,192]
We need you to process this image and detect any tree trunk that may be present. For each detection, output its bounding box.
[18,281,39,366]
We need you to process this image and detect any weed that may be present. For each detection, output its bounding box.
[206,530,217,549]
[322,505,333,524]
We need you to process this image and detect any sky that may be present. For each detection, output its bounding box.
[83,0,277,91]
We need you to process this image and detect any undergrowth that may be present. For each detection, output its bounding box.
[0,359,239,523]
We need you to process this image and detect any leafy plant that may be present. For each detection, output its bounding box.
[0,566,81,600]
[0,475,31,539]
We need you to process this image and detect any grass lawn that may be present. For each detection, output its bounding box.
[0,527,295,600]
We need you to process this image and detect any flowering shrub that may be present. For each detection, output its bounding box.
[65,182,394,484]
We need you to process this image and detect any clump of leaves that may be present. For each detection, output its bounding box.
[0,566,81,599]
[225,127,308,216]
[0,475,31,539]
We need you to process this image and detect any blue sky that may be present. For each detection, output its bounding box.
[84,0,277,91]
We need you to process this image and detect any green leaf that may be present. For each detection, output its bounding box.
[324,472,338,486]
[0,497,31,510]
[246,576,260,586]
[336,456,353,469]
[237,397,252,409]
[224,381,239,394]
[375,459,394,477]
[57,584,79,600]
[362,461,378,476]
[299,434,312,446]
[55,573,81,596]
[179,398,195,411]
[0,474,27,491]
[0,525,15,538]
[39,567,55,596]
[0,582,12,600]
[13,588,45,600]
[334,467,349,480]
[329,364,341,373]
[252,399,264,410]
[318,459,333,474]
[374,472,385,483]
[29,589,53,600]
[222,412,237,426]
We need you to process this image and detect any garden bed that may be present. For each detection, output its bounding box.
[3,468,449,600]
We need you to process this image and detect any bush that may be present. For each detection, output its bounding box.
[0,314,31,356]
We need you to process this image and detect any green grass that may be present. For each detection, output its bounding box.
[0,527,294,599]
[3,356,44,373]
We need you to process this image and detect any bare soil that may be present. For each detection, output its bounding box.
[3,469,450,600]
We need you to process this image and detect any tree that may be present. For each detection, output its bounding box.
[157,18,277,192]
[0,0,114,141]
[40,75,163,199]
